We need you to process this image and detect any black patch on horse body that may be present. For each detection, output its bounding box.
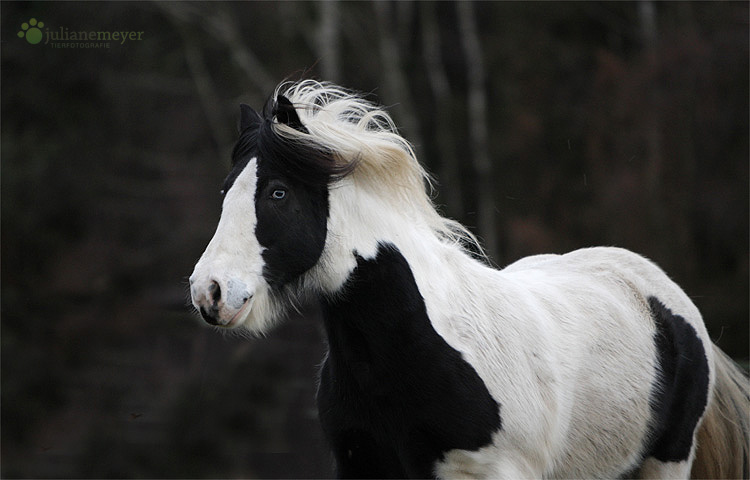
[317,244,501,478]
[645,296,710,463]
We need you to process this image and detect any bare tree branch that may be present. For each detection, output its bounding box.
[201,7,276,94]
[159,3,233,159]
[159,2,275,95]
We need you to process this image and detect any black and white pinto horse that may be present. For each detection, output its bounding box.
[190,81,749,479]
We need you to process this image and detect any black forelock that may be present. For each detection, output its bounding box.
[227,95,355,190]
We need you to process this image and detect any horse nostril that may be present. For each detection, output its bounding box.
[199,305,220,325]
[208,281,221,305]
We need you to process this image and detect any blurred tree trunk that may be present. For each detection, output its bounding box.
[639,1,663,196]
[421,2,463,219]
[317,1,340,82]
[373,1,424,152]
[639,1,688,272]
[457,2,498,260]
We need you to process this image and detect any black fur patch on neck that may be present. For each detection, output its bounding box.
[317,243,501,478]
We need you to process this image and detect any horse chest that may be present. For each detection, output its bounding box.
[316,244,501,478]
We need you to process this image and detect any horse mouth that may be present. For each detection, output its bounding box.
[224,296,254,328]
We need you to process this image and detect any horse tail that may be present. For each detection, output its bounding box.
[691,345,750,479]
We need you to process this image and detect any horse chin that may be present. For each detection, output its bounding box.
[221,295,255,329]
[231,287,282,335]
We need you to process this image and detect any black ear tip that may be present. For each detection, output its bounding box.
[239,103,261,132]
[240,103,255,113]
[275,95,296,116]
[274,95,306,131]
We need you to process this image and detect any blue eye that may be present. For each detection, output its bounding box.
[271,189,286,200]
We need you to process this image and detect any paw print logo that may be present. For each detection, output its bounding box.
[18,18,44,45]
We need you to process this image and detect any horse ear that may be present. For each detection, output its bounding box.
[239,104,261,132]
[275,95,306,131]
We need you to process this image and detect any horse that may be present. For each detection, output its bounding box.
[189,80,749,479]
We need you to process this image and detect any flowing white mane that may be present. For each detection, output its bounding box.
[274,80,483,256]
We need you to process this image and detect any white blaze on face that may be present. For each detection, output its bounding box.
[190,158,267,328]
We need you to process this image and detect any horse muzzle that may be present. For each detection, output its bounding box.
[189,276,254,327]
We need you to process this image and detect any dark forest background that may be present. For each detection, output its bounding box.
[2,1,747,478]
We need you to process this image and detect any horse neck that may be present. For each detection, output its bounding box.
[309,180,483,323]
